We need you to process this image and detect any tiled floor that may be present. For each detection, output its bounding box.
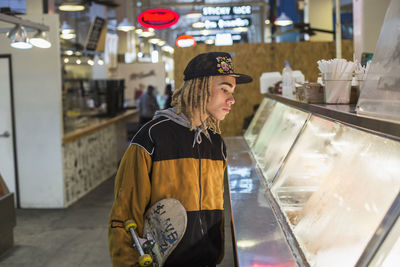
[0,176,235,267]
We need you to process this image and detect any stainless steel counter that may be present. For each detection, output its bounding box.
[225,136,298,267]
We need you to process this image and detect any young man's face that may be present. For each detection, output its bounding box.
[206,75,236,121]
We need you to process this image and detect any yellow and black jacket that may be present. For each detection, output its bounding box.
[108,108,227,267]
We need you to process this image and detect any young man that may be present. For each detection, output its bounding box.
[108,52,252,267]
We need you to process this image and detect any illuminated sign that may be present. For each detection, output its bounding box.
[204,18,251,29]
[176,35,196,47]
[193,34,242,42]
[138,8,179,29]
[202,5,252,16]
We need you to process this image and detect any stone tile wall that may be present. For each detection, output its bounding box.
[63,121,128,206]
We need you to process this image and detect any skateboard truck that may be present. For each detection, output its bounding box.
[124,220,153,266]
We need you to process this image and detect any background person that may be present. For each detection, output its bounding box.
[138,85,159,125]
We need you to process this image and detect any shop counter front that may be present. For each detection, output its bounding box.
[0,173,16,256]
[227,95,400,267]
[62,110,138,206]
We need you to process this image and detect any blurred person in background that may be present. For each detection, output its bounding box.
[138,85,159,125]
[164,84,173,109]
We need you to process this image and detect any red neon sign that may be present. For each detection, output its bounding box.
[176,35,196,47]
[138,8,179,29]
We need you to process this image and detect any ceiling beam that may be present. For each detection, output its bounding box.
[0,13,50,32]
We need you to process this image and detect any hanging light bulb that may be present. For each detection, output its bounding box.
[117,18,135,32]
[60,21,74,33]
[7,25,33,49]
[60,21,76,39]
[59,0,86,11]
[274,12,293,26]
[30,30,52,48]
[139,28,155,38]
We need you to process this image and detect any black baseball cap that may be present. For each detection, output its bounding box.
[183,52,253,84]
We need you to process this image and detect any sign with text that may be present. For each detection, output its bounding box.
[202,6,252,16]
[85,16,105,51]
[204,18,251,29]
[138,8,179,29]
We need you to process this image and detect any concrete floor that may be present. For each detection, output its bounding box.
[0,176,236,267]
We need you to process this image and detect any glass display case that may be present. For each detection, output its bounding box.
[270,115,400,266]
[244,98,276,148]
[252,102,310,185]
[227,95,400,267]
[369,212,400,266]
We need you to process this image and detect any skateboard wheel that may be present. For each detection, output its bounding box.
[139,254,152,266]
[124,220,137,232]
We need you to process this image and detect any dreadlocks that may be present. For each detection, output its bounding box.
[171,76,221,133]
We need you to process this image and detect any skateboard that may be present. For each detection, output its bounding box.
[125,198,187,267]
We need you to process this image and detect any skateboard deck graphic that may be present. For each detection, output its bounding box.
[125,198,187,267]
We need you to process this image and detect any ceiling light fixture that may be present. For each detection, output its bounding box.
[274,12,293,26]
[7,25,33,49]
[59,0,86,12]
[60,32,76,39]
[192,21,205,29]
[0,13,50,49]
[157,40,166,46]
[233,27,248,32]
[161,45,174,54]
[139,28,155,38]
[117,18,135,32]
[186,12,202,19]
[149,38,160,44]
[30,30,51,48]
[60,21,74,33]
[200,29,211,36]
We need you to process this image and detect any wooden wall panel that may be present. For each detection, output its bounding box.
[174,41,353,136]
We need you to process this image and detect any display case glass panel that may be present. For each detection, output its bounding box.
[368,203,400,267]
[252,102,310,185]
[271,115,400,266]
[244,98,276,148]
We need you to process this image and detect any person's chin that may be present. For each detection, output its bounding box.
[217,114,227,121]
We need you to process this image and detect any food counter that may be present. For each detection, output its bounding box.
[0,173,16,256]
[62,110,138,206]
[226,94,400,266]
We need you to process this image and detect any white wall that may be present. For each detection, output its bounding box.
[0,14,64,208]
[308,0,334,41]
[353,0,391,61]
[114,62,166,107]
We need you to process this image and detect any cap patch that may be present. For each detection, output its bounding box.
[216,56,234,74]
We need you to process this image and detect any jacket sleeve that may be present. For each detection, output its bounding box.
[108,144,152,267]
